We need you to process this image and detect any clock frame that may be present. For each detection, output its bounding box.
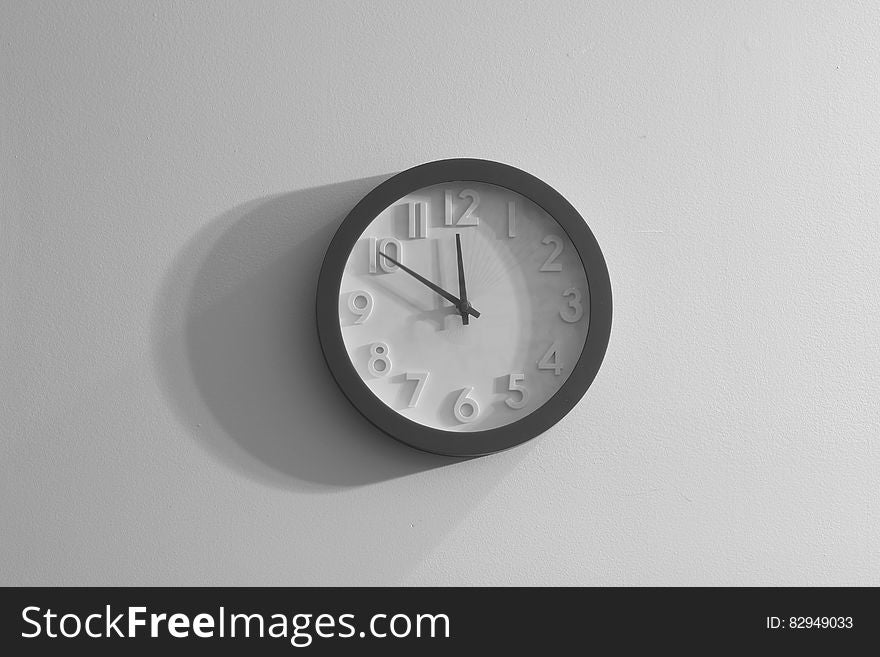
[316,158,612,456]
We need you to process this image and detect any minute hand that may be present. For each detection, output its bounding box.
[379,251,480,319]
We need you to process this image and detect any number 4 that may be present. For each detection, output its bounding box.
[538,342,563,375]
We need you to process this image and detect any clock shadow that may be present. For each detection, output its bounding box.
[151,175,471,490]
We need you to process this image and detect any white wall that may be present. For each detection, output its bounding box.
[2,1,878,586]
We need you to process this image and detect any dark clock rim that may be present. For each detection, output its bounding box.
[316,158,612,457]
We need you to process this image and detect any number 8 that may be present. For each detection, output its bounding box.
[368,342,391,377]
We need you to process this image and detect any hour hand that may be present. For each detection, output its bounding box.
[455,233,469,325]
[379,251,480,319]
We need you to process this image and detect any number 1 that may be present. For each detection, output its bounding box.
[408,201,429,239]
[508,201,516,238]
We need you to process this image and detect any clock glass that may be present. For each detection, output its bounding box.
[337,181,590,432]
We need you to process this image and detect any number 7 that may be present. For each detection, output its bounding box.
[405,371,429,408]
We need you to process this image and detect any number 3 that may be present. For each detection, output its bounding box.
[560,287,583,323]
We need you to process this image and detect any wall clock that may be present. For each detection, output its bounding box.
[316,159,611,456]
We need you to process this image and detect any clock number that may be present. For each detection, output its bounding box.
[367,341,392,377]
[347,290,374,324]
[507,200,516,238]
[405,371,429,408]
[538,342,563,375]
[444,189,480,226]
[539,235,564,272]
[458,189,480,226]
[505,372,529,410]
[453,386,480,423]
[560,287,583,323]
[408,201,429,239]
[369,237,402,273]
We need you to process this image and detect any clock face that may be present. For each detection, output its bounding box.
[338,182,590,432]
[317,159,611,456]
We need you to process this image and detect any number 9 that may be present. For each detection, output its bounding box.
[347,290,374,324]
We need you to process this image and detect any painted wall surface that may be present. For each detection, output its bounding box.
[2,1,878,585]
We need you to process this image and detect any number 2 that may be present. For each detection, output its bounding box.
[540,235,563,272]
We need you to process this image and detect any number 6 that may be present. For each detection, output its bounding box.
[453,387,480,423]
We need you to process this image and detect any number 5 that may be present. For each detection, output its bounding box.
[505,372,529,409]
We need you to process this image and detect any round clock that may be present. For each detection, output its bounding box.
[316,159,611,456]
